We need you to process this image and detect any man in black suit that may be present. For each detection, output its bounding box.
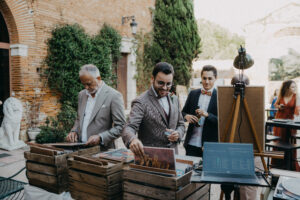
[182,65,218,157]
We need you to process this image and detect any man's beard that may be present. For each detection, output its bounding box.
[87,86,98,95]
[157,89,169,98]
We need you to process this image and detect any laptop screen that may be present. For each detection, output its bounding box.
[203,142,255,175]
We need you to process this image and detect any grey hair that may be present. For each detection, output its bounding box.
[79,64,100,78]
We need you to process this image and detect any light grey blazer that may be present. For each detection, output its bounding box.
[71,83,126,150]
[122,88,185,153]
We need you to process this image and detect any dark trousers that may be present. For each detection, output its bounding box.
[185,144,203,157]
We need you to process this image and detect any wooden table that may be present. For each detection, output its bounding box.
[265,120,300,170]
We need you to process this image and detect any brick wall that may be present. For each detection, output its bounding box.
[0,0,154,139]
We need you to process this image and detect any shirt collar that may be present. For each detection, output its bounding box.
[86,81,104,98]
[151,85,159,98]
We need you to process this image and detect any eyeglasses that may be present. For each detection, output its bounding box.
[156,80,172,88]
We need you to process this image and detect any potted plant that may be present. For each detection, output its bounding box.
[26,88,42,141]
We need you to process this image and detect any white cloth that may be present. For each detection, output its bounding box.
[81,83,103,142]
[188,88,213,147]
[151,85,170,116]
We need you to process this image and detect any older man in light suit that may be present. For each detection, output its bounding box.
[66,64,126,150]
[122,62,185,156]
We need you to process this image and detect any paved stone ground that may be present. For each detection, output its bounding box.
[1,138,299,199]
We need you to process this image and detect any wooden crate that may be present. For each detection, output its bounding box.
[24,145,100,193]
[123,168,210,200]
[68,156,123,200]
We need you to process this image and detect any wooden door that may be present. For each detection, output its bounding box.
[117,53,128,108]
[0,12,10,124]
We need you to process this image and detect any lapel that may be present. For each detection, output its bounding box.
[88,83,109,124]
[168,95,176,128]
[207,89,217,112]
[148,88,168,126]
[79,93,88,128]
[192,89,202,114]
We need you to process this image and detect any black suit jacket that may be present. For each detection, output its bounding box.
[182,88,218,148]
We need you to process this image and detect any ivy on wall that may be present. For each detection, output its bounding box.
[36,24,121,143]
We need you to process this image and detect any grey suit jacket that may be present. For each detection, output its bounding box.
[71,83,126,150]
[122,88,185,152]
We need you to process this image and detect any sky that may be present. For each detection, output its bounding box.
[194,0,296,35]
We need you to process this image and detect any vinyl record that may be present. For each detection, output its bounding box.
[282,178,300,197]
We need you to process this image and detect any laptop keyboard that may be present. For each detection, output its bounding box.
[202,172,258,184]
[203,172,253,179]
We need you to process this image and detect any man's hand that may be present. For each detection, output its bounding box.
[195,109,208,118]
[166,129,179,142]
[185,114,199,124]
[66,132,78,142]
[129,138,144,158]
[86,135,101,146]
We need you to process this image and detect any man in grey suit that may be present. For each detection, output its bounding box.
[122,62,185,156]
[66,64,126,150]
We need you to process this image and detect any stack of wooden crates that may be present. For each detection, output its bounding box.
[68,155,123,200]
[123,168,210,200]
[24,145,100,193]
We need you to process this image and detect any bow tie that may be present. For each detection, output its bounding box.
[201,90,212,96]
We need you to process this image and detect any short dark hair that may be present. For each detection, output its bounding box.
[201,65,217,78]
[152,62,174,78]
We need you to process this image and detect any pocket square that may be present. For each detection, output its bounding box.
[101,105,106,108]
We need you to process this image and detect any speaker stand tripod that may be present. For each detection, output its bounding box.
[219,83,268,200]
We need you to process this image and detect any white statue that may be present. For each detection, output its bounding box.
[0,97,26,150]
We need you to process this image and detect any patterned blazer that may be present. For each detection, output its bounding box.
[122,88,185,152]
[71,83,126,150]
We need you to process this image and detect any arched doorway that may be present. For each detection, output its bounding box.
[0,11,10,124]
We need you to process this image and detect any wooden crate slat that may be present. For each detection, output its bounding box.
[24,151,68,166]
[68,158,122,176]
[123,192,156,200]
[124,185,209,200]
[24,151,55,165]
[69,179,122,197]
[27,170,68,185]
[69,168,122,186]
[107,170,122,185]
[71,189,122,200]
[26,161,67,175]
[68,169,107,187]
[30,146,59,156]
[123,168,177,190]
[176,183,206,200]
[77,146,100,155]
[176,171,192,189]
[124,181,175,199]
[69,169,122,186]
[71,190,104,200]
[185,184,210,200]
[28,179,67,194]
[186,193,210,200]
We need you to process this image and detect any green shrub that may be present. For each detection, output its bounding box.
[135,0,200,92]
[37,24,121,143]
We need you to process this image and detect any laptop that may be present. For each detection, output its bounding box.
[200,142,260,185]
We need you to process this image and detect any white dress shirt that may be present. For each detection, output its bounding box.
[152,85,170,116]
[188,88,213,147]
[81,83,103,142]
